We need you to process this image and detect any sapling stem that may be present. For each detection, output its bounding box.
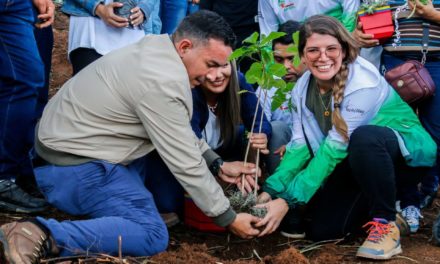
[240,87,261,194]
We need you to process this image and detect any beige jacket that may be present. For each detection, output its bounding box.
[37,35,235,226]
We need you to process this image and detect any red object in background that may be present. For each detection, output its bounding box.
[184,194,226,232]
[358,7,394,43]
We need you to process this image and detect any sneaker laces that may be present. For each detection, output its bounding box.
[402,206,423,226]
[362,219,391,243]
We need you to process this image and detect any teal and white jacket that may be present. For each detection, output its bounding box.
[263,57,437,206]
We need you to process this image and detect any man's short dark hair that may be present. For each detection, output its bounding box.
[173,10,236,49]
[272,20,301,48]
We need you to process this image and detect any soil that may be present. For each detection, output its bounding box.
[4,6,438,263]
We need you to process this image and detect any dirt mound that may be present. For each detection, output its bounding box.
[263,247,309,264]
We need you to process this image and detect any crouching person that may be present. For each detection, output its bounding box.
[255,15,436,260]
[0,10,261,263]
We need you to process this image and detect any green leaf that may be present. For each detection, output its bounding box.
[260,46,274,67]
[245,62,263,84]
[286,45,298,54]
[229,47,248,61]
[260,32,287,46]
[242,32,259,44]
[293,55,301,67]
[268,63,287,78]
[292,31,299,45]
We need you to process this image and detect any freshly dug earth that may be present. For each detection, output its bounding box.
[6,6,436,263]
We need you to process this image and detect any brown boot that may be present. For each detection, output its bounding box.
[0,221,58,264]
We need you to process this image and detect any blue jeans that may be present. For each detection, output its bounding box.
[0,0,44,180]
[33,153,178,256]
[160,0,199,34]
[34,25,53,118]
[382,53,440,203]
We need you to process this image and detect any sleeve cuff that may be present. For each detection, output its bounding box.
[211,206,236,227]
[202,149,220,167]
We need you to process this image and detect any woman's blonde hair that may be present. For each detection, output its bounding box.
[298,15,359,141]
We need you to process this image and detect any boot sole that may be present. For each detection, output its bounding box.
[356,244,402,260]
[0,201,48,214]
[0,229,12,264]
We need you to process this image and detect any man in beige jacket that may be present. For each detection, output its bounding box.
[0,10,261,263]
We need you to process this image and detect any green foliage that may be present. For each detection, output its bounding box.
[359,0,389,14]
[229,31,301,112]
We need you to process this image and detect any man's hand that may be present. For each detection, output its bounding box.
[249,133,269,154]
[254,198,289,237]
[256,191,272,204]
[274,145,286,160]
[352,21,379,48]
[95,3,129,28]
[129,7,145,27]
[227,213,261,239]
[33,0,54,28]
[218,161,260,194]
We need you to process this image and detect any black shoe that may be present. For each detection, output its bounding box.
[433,213,440,246]
[280,208,306,239]
[0,180,48,213]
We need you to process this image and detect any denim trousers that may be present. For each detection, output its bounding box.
[34,25,53,118]
[33,151,182,256]
[382,53,440,196]
[0,0,44,180]
[160,0,199,34]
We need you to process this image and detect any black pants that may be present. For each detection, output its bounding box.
[69,48,102,76]
[306,125,428,241]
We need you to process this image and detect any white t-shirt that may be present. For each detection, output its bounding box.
[68,0,145,56]
[258,0,360,35]
[202,109,223,150]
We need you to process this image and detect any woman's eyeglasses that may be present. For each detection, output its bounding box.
[305,46,342,61]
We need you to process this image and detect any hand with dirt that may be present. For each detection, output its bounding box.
[227,213,261,239]
[33,0,55,28]
[408,0,440,22]
[249,133,269,154]
[219,161,260,194]
[352,21,379,48]
[95,3,129,28]
[274,145,286,160]
[254,198,289,237]
[256,192,272,204]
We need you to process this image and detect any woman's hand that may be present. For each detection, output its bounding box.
[408,0,440,22]
[254,198,289,237]
[352,21,379,48]
[274,145,286,160]
[129,7,145,27]
[256,192,272,204]
[249,133,269,154]
[95,3,129,28]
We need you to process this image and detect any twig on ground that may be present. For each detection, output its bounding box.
[253,249,262,261]
[118,235,123,263]
[395,255,419,263]
[299,244,323,254]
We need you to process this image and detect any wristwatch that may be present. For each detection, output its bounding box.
[209,158,224,177]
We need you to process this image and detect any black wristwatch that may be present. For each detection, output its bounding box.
[209,158,224,177]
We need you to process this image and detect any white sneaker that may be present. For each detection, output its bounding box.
[401,205,422,233]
